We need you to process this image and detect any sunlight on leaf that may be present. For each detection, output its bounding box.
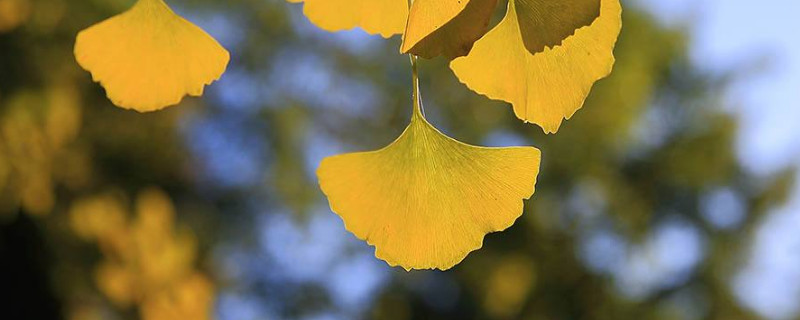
[450,0,621,133]
[401,0,497,59]
[318,94,540,270]
[287,0,408,38]
[74,0,229,112]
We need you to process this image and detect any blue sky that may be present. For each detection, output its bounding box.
[640,0,800,318]
[642,0,800,175]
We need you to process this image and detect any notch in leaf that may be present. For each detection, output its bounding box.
[450,0,621,133]
[516,0,601,54]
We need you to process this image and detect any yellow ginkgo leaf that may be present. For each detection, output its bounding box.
[401,0,498,59]
[287,0,408,38]
[516,0,600,54]
[318,95,540,270]
[450,0,621,133]
[74,0,229,112]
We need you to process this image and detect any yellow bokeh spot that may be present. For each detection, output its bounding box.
[287,0,408,38]
[74,0,229,112]
[68,304,106,320]
[450,0,621,133]
[44,84,82,150]
[69,193,127,240]
[483,255,536,318]
[141,273,215,320]
[95,262,136,307]
[401,0,497,59]
[69,188,213,320]
[20,170,53,216]
[318,102,540,270]
[0,86,79,216]
[0,0,31,33]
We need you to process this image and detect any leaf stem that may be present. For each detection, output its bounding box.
[409,54,425,120]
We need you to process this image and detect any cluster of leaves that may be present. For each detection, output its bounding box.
[285,0,620,270]
[66,0,624,270]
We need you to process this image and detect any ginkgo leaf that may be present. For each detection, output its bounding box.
[287,0,408,38]
[450,0,621,133]
[401,0,498,59]
[74,0,229,112]
[516,0,601,54]
[317,102,540,270]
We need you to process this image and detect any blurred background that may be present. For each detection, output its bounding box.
[1,0,799,319]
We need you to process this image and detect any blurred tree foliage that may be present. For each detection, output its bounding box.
[0,0,795,320]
